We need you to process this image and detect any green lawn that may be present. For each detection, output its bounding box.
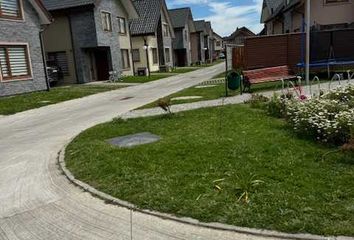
[170,67,199,74]
[66,104,354,236]
[140,81,286,109]
[0,85,123,115]
[121,74,170,83]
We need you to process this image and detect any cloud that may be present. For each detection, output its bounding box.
[168,0,264,36]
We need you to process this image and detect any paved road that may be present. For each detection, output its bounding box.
[0,63,327,240]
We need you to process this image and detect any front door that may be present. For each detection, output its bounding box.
[94,50,110,81]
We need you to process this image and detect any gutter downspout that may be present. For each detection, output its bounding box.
[68,14,80,84]
[39,25,50,92]
[129,29,135,75]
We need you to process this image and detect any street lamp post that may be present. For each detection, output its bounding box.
[143,39,151,77]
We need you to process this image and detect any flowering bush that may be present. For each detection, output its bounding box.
[285,85,354,145]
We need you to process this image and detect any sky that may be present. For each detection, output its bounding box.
[166,0,264,37]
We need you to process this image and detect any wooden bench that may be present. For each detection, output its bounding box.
[242,65,297,92]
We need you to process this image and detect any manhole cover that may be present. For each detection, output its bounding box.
[107,132,161,148]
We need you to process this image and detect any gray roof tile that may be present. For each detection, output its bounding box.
[130,0,162,35]
[194,20,206,32]
[43,0,95,11]
[168,8,191,29]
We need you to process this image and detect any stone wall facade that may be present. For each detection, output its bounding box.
[0,0,48,97]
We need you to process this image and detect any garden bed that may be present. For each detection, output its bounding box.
[66,104,354,236]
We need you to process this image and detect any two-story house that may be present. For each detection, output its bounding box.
[213,32,223,59]
[191,20,207,65]
[168,7,196,67]
[0,0,52,97]
[204,21,214,63]
[261,0,354,35]
[223,27,255,46]
[42,0,138,84]
[130,0,175,74]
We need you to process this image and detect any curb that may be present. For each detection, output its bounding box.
[58,146,353,240]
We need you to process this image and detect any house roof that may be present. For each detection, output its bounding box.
[130,0,174,37]
[205,21,212,34]
[194,20,206,33]
[29,0,52,24]
[168,7,191,28]
[260,0,284,23]
[42,0,95,11]
[223,27,255,40]
[213,32,223,40]
[130,0,163,35]
[43,0,138,18]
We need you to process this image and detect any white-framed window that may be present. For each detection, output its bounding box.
[132,49,140,62]
[165,48,170,63]
[0,0,23,20]
[0,44,31,81]
[101,11,112,32]
[121,49,130,69]
[117,17,127,34]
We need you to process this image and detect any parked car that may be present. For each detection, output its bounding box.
[219,53,225,59]
[46,60,63,86]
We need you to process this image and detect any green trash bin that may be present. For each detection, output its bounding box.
[227,71,241,90]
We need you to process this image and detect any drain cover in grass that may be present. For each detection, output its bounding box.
[107,132,161,148]
[195,85,217,89]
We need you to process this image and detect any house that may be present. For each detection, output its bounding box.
[204,21,214,63]
[190,20,207,65]
[0,0,52,97]
[130,0,175,74]
[213,32,223,59]
[261,0,354,35]
[42,0,138,84]
[223,27,255,46]
[168,7,196,67]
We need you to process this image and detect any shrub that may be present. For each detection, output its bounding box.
[157,97,172,114]
[285,86,354,145]
[266,94,288,118]
[245,94,269,109]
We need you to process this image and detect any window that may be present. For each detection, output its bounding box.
[132,49,140,62]
[0,45,31,81]
[325,0,349,3]
[216,41,221,47]
[0,0,23,20]
[121,49,130,69]
[165,48,170,63]
[117,17,126,34]
[163,24,169,37]
[151,48,158,64]
[47,51,69,76]
[101,11,112,32]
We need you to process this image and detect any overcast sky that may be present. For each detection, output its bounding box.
[166,0,264,37]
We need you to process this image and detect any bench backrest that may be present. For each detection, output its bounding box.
[244,66,291,80]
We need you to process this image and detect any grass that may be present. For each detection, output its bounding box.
[121,74,169,83]
[170,67,199,74]
[66,104,354,236]
[139,81,288,109]
[0,85,123,115]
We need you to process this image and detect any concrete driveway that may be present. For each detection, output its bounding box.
[0,63,313,240]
